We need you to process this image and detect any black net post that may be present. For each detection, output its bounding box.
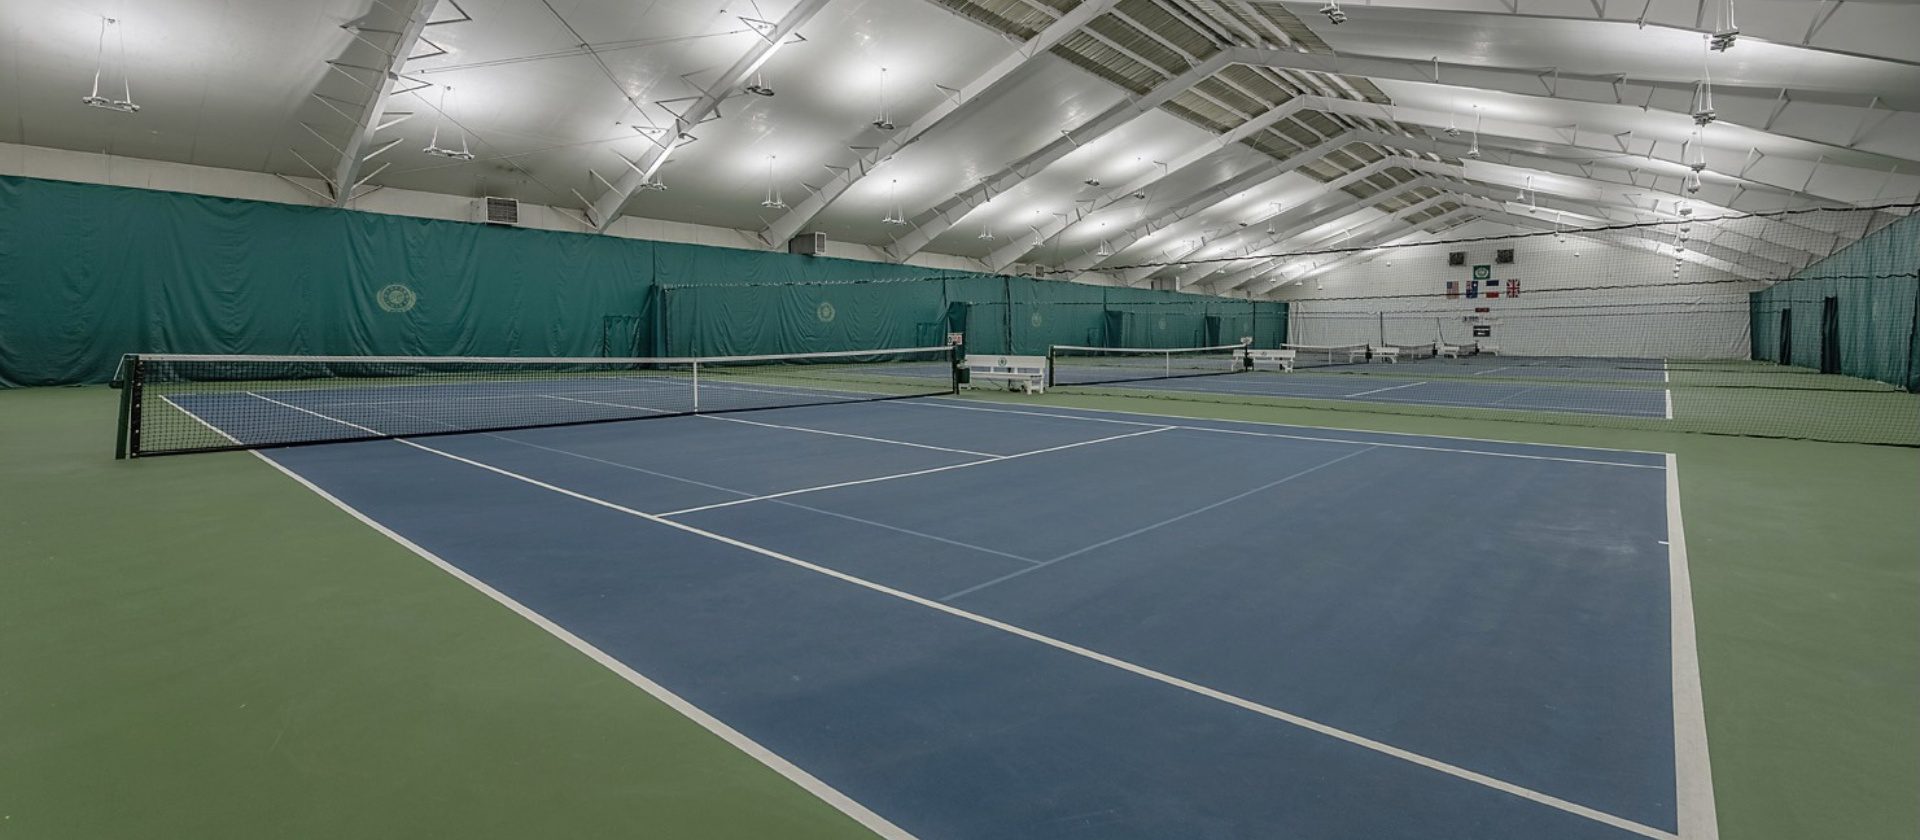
[114,354,142,459]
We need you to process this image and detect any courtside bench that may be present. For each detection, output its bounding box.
[1246,348,1295,372]
[962,354,1046,394]
[1367,345,1399,363]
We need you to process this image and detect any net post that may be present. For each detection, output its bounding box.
[113,354,141,459]
[692,360,701,412]
[946,345,960,394]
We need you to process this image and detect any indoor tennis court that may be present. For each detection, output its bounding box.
[4,1,1918,839]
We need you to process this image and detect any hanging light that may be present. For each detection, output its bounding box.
[1467,106,1482,159]
[1691,43,1718,126]
[1685,128,1708,172]
[82,17,139,113]
[1319,1,1347,24]
[745,71,775,97]
[1444,97,1461,137]
[872,67,896,131]
[760,155,786,209]
[1710,0,1739,50]
[423,86,475,160]
[977,225,995,241]
[881,179,907,225]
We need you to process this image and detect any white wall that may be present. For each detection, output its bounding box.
[0,141,1133,285]
[1274,221,1767,359]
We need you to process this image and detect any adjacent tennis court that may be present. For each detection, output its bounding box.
[1045,344,1673,418]
[190,389,1714,840]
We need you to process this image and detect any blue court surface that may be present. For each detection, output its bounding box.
[1066,359,1672,419]
[239,396,1709,839]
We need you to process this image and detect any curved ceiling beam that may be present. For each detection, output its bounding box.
[1304,97,1920,202]
[983,96,1316,272]
[1144,172,1448,287]
[1211,179,1472,290]
[1342,128,1862,242]
[760,0,1120,248]
[884,50,1237,261]
[328,0,439,208]
[1232,202,1468,294]
[1217,46,1920,157]
[1445,199,1768,280]
[1265,0,1920,69]
[1246,207,1477,296]
[1056,129,1389,275]
[1447,192,1784,275]
[588,0,830,233]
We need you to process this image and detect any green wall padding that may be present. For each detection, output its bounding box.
[0,174,1283,386]
[0,175,651,387]
[1751,214,1920,392]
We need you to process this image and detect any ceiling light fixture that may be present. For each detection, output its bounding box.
[1467,106,1482,159]
[1319,1,1347,25]
[882,179,907,225]
[872,68,896,131]
[1710,0,1739,50]
[760,155,786,209]
[422,86,476,161]
[745,71,775,97]
[82,17,139,113]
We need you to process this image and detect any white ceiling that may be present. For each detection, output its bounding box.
[2,0,1915,297]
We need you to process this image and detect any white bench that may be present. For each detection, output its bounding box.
[1478,344,1500,356]
[962,354,1046,394]
[1367,345,1399,363]
[1438,343,1462,359]
[1246,348,1296,372]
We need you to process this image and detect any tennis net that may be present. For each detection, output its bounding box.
[1281,343,1370,368]
[1047,343,1250,386]
[1391,342,1438,361]
[114,346,958,457]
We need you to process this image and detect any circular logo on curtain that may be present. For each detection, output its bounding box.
[816,301,837,323]
[376,284,418,313]
[1156,317,1168,331]
[1029,312,1044,328]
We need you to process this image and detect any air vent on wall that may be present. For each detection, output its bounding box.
[1496,248,1516,264]
[479,196,519,226]
[788,232,827,256]
[1447,251,1467,266]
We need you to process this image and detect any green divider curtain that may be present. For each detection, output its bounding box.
[0,173,1289,386]
[1750,213,1920,391]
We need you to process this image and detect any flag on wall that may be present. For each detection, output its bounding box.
[1507,279,1521,297]
[1466,280,1479,299]
[1445,281,1459,299]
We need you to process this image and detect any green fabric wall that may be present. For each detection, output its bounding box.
[0,174,1281,386]
[1750,213,1920,391]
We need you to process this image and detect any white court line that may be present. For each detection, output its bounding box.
[701,413,1003,458]
[941,446,1378,602]
[252,395,1678,840]
[1345,380,1429,398]
[162,395,919,839]
[341,402,1035,568]
[657,427,1173,517]
[1663,360,1675,421]
[917,397,1672,456]
[1486,384,1551,406]
[1667,455,1720,839]
[896,401,1664,469]
[539,393,678,413]
[475,429,1040,569]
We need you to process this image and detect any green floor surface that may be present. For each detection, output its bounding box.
[4,385,1916,839]
[0,386,877,840]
